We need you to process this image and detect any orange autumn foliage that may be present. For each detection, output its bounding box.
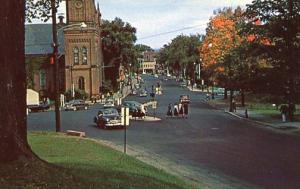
[200,13,241,72]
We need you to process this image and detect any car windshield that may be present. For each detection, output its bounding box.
[100,108,119,116]
[180,95,189,99]
[124,101,142,107]
[68,100,84,104]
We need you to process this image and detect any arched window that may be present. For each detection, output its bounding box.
[78,76,85,90]
[82,47,88,65]
[73,47,79,65]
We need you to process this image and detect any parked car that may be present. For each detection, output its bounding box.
[130,89,137,95]
[94,107,122,129]
[134,83,140,89]
[64,99,89,111]
[27,103,50,112]
[215,88,225,96]
[180,82,187,87]
[180,94,190,104]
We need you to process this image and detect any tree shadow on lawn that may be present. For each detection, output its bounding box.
[59,162,190,189]
[0,160,191,189]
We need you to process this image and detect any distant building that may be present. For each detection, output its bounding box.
[25,0,104,99]
[139,51,157,74]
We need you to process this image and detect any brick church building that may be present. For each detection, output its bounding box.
[25,0,104,100]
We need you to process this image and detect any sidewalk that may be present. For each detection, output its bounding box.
[207,99,300,133]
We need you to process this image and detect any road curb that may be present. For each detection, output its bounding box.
[224,110,279,129]
[131,116,161,122]
[206,100,279,129]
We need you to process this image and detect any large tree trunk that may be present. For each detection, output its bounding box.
[224,88,228,99]
[0,0,36,163]
[241,89,245,107]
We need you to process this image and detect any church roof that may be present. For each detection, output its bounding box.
[25,24,65,55]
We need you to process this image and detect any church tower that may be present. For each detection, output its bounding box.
[64,0,103,99]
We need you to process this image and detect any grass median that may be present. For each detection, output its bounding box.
[0,132,197,189]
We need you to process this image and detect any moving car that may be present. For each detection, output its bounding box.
[180,95,190,104]
[64,99,89,111]
[103,98,115,107]
[122,101,146,116]
[94,107,122,129]
[139,89,148,97]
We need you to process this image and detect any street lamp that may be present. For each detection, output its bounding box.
[192,62,196,90]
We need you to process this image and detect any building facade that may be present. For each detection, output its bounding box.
[139,51,157,74]
[64,0,104,98]
[25,0,104,100]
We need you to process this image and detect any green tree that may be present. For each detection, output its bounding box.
[26,0,61,22]
[244,0,300,117]
[157,34,203,79]
[101,18,137,90]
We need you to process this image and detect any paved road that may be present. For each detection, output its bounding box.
[28,75,300,189]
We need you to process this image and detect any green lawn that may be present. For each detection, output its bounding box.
[0,132,197,189]
[248,104,300,117]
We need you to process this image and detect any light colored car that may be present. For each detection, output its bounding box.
[122,101,146,115]
[139,89,148,97]
[64,100,89,111]
[103,99,115,107]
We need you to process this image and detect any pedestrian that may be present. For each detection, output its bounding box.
[280,104,288,122]
[183,103,189,118]
[206,93,210,100]
[232,97,236,112]
[167,103,173,117]
[178,102,184,117]
[140,105,146,118]
[174,103,179,117]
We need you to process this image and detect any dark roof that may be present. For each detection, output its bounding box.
[25,24,64,55]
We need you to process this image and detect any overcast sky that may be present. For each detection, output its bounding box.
[56,0,253,49]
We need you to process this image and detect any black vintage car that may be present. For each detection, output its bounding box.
[94,108,122,129]
[180,95,190,104]
[27,103,50,112]
[64,100,89,111]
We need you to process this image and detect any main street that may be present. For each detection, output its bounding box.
[28,75,300,189]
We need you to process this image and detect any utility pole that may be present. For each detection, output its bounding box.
[51,0,61,132]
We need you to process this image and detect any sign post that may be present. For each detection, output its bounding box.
[152,101,157,118]
[121,107,129,154]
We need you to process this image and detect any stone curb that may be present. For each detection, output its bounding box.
[130,116,161,122]
[224,110,276,129]
[207,100,278,129]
